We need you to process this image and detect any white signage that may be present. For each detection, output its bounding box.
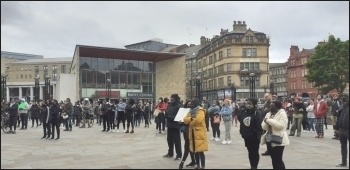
[174,108,191,122]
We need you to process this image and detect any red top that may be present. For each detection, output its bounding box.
[314,100,328,118]
[155,102,167,112]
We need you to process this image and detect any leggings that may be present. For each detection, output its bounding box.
[32,117,39,127]
[51,119,60,139]
[182,132,195,163]
[126,115,134,131]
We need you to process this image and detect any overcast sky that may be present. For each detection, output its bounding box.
[1,1,349,62]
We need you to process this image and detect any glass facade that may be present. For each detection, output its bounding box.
[79,57,155,98]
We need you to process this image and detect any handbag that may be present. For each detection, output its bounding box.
[265,114,283,144]
[153,109,160,116]
[222,115,232,121]
[213,115,221,124]
[63,115,69,119]
[61,112,66,117]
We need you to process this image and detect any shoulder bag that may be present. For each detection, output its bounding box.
[265,114,283,144]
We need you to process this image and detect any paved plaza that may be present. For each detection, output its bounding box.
[1,120,348,169]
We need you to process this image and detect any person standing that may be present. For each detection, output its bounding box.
[116,99,127,132]
[125,98,136,133]
[100,99,109,132]
[163,94,183,160]
[202,97,211,131]
[285,103,293,130]
[207,100,222,142]
[179,101,196,169]
[155,97,167,134]
[183,98,208,169]
[331,93,343,140]
[108,100,116,132]
[134,102,143,127]
[63,98,73,131]
[238,98,263,169]
[261,101,289,169]
[80,98,91,128]
[30,102,40,128]
[73,101,82,127]
[50,100,61,140]
[18,98,29,130]
[143,102,150,128]
[334,94,349,167]
[7,98,18,134]
[261,93,272,156]
[40,102,51,139]
[314,95,328,138]
[94,101,102,125]
[306,99,315,132]
[220,99,233,145]
[289,97,306,137]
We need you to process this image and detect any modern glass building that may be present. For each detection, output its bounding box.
[69,45,186,102]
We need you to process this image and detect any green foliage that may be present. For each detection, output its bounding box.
[305,35,349,94]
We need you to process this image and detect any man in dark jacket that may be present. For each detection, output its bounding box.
[41,101,51,139]
[50,99,61,140]
[125,98,136,133]
[163,94,183,160]
[7,98,18,134]
[73,101,82,126]
[261,93,272,156]
[237,97,263,169]
[101,99,110,132]
[331,93,343,140]
[335,94,349,167]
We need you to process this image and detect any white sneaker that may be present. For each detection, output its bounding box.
[215,138,220,142]
[307,131,310,133]
[161,131,165,134]
[123,130,126,133]
[303,130,307,132]
[112,130,115,133]
[227,140,232,144]
[210,137,215,141]
[117,130,119,133]
[222,140,227,145]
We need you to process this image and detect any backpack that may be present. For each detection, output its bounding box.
[18,103,26,110]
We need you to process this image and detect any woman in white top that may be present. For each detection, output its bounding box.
[306,99,315,132]
[261,100,289,169]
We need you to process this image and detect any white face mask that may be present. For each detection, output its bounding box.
[158,100,162,102]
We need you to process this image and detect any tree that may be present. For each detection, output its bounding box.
[305,35,349,94]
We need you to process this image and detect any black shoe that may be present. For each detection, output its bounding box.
[49,137,54,140]
[261,151,270,156]
[46,136,50,140]
[55,138,60,140]
[163,154,173,158]
[130,130,134,133]
[69,129,72,131]
[19,128,25,130]
[289,134,294,136]
[63,129,69,131]
[179,162,184,169]
[125,130,129,133]
[41,136,46,139]
[336,163,347,167]
[332,137,339,140]
[174,157,181,161]
[6,131,12,134]
[102,130,106,132]
[11,131,16,134]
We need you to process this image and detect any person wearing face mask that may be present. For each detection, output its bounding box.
[261,100,289,169]
[237,97,263,169]
[143,102,150,128]
[125,98,136,133]
[313,94,328,138]
[155,97,167,134]
[207,100,222,142]
[183,98,208,169]
[163,94,183,160]
[334,94,349,167]
[6,98,18,134]
[73,101,82,127]
[40,101,51,139]
[289,97,306,137]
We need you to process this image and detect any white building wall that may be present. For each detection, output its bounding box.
[56,74,77,102]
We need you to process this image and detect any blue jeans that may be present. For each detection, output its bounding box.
[307,118,315,131]
[65,116,72,130]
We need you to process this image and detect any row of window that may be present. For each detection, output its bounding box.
[290,81,315,89]
[289,68,308,78]
[270,68,287,75]
[80,57,154,72]
[16,65,66,73]
[194,75,263,91]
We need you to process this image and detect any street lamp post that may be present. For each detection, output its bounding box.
[230,83,236,101]
[34,76,40,103]
[1,74,8,101]
[270,82,275,95]
[44,75,51,101]
[241,69,259,98]
[195,75,201,99]
[106,79,111,99]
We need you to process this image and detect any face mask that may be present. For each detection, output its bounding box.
[158,100,162,102]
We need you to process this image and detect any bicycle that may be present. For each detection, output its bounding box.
[80,112,94,128]
[1,113,10,133]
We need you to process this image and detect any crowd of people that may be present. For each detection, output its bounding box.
[1,92,348,169]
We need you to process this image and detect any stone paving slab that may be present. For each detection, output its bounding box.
[1,121,349,169]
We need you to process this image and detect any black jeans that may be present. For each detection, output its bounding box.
[32,117,39,127]
[266,143,286,169]
[43,121,51,137]
[102,114,109,131]
[167,128,182,157]
[157,113,165,132]
[117,111,125,130]
[339,129,349,164]
[75,114,81,126]
[9,116,17,131]
[108,112,115,130]
[195,152,205,168]
[20,113,28,129]
[126,115,134,131]
[51,118,60,139]
[302,117,308,130]
[211,120,220,138]
[244,135,260,169]
[17,116,20,127]
[182,132,195,163]
[144,114,149,127]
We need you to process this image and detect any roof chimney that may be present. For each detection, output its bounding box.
[318,41,326,46]
[233,20,247,31]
